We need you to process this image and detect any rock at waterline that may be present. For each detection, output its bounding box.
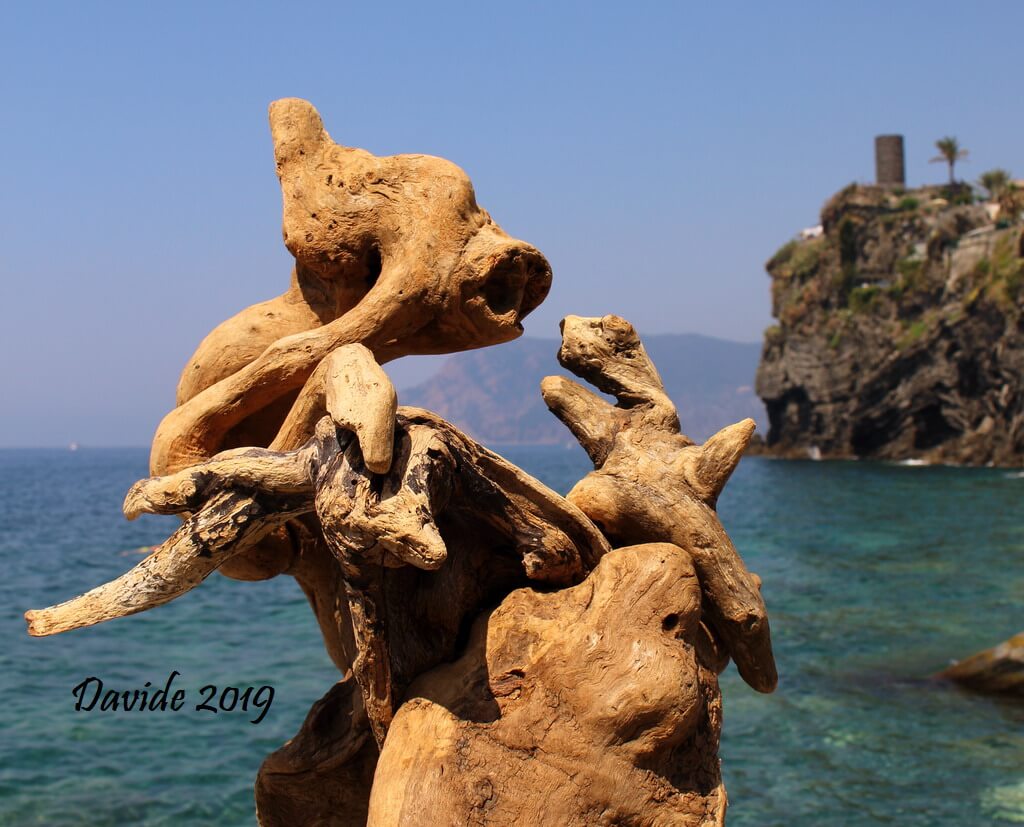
[941,631,1024,696]
[756,182,1024,466]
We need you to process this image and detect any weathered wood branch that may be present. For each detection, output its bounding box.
[28,396,608,749]
[122,445,317,519]
[555,313,681,430]
[311,419,448,746]
[317,423,453,572]
[542,314,777,693]
[538,375,626,465]
[27,430,338,639]
[310,407,609,743]
[323,344,398,475]
[25,487,312,637]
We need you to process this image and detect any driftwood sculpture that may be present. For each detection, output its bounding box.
[542,315,776,694]
[156,97,551,477]
[26,99,775,825]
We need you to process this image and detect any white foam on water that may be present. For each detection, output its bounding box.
[981,780,1024,823]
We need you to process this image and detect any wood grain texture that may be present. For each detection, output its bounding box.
[369,543,727,826]
[26,483,311,637]
[154,98,552,477]
[323,344,398,474]
[542,314,777,693]
[28,403,610,752]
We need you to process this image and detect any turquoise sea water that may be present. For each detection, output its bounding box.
[2,447,1023,825]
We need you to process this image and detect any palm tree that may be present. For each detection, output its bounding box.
[930,136,968,184]
[978,168,1011,201]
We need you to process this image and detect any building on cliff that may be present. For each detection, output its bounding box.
[874,135,906,187]
[755,181,1024,466]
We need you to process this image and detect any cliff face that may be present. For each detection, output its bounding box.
[756,184,1024,465]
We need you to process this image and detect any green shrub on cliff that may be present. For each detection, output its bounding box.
[838,217,859,265]
[998,184,1023,224]
[791,240,824,280]
[978,169,1011,200]
[769,238,824,281]
[768,240,797,271]
[987,235,1024,308]
[947,186,975,206]
[964,235,1024,311]
[848,285,882,313]
[832,262,858,299]
[895,257,924,296]
[898,319,928,348]
[897,257,924,279]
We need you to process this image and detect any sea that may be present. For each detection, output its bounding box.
[1,446,1023,826]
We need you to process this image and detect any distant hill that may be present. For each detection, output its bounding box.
[402,334,766,445]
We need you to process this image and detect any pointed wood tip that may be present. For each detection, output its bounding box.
[122,484,147,521]
[689,419,756,504]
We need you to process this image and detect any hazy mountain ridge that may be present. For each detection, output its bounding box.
[403,334,766,445]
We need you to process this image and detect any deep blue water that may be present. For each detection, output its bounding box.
[2,446,1023,825]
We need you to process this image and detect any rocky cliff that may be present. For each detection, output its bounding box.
[756,183,1024,465]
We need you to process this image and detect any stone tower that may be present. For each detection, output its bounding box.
[875,135,905,187]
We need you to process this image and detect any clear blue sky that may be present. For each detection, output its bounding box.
[3,1,1022,446]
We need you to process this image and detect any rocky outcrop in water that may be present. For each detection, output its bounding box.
[941,631,1024,696]
[756,183,1024,465]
